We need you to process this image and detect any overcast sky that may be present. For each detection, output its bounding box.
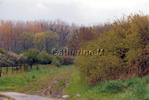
[0,0,149,26]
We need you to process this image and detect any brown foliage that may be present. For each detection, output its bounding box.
[0,20,77,53]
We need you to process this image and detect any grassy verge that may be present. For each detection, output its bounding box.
[64,66,149,100]
[0,65,67,92]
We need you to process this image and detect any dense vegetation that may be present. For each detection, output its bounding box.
[75,14,149,85]
[0,48,74,67]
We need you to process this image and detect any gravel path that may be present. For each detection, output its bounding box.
[0,92,55,100]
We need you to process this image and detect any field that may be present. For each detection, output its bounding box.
[0,65,149,100]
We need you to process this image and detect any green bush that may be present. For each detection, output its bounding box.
[23,48,40,64]
[18,54,28,64]
[37,51,52,64]
[52,56,63,67]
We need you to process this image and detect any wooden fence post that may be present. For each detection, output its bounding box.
[12,66,13,74]
[31,64,33,70]
[0,66,2,77]
[6,65,8,75]
[17,66,18,73]
[27,64,29,71]
[24,64,25,72]
[20,65,22,73]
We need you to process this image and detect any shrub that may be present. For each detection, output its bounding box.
[0,48,7,55]
[75,14,149,85]
[0,51,19,66]
[75,53,124,85]
[62,56,74,65]
[52,56,63,67]
[37,51,52,64]
[18,54,28,64]
[23,48,40,64]
[0,53,7,66]
[7,51,19,65]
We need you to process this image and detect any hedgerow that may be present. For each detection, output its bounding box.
[75,14,149,85]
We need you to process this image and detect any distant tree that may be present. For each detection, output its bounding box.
[34,30,59,53]
[67,26,103,51]
[48,20,72,48]
[0,20,16,51]
[67,32,79,51]
[0,20,77,53]
[20,32,34,51]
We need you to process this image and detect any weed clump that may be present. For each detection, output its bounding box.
[101,80,123,93]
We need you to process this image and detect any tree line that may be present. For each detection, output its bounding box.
[0,19,106,54]
[0,20,77,53]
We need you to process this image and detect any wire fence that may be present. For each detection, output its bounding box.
[0,64,34,77]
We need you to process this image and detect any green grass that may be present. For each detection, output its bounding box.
[0,65,66,91]
[0,65,148,100]
[64,66,149,100]
[100,80,124,93]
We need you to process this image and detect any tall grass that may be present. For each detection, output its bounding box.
[131,81,149,100]
[100,80,124,93]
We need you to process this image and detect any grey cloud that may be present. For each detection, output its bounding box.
[0,0,149,25]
